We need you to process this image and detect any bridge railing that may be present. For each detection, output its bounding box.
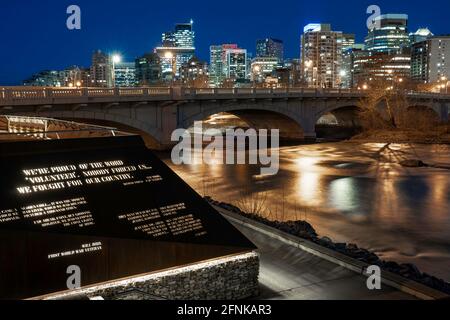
[183,87,364,96]
[51,88,84,97]
[0,86,449,105]
[0,87,173,103]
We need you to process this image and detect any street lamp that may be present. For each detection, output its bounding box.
[111,54,122,87]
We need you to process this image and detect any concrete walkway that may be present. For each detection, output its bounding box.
[228,220,415,300]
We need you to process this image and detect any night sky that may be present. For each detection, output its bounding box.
[1,0,449,85]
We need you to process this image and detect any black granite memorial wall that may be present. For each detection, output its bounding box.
[0,136,256,300]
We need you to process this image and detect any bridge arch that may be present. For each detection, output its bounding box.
[316,104,362,127]
[404,105,441,129]
[315,104,363,139]
[406,104,440,116]
[28,110,163,149]
[180,104,310,141]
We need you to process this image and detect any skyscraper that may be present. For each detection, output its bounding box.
[358,14,412,86]
[209,44,247,87]
[409,28,434,45]
[209,45,226,87]
[301,23,343,88]
[225,48,248,81]
[156,21,195,80]
[340,44,365,88]
[114,62,137,87]
[90,50,113,87]
[411,36,450,84]
[135,53,161,86]
[365,14,409,53]
[352,50,411,87]
[256,38,284,62]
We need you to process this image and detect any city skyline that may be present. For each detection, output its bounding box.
[1,0,450,85]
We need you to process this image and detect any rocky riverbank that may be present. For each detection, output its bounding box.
[206,197,450,296]
[351,128,450,144]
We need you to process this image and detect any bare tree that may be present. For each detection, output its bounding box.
[357,76,438,132]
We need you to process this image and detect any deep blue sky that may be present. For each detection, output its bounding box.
[1,0,449,85]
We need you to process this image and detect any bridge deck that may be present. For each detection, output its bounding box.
[1,87,449,107]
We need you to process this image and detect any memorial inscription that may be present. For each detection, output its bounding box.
[0,136,256,299]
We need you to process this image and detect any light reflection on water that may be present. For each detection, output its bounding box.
[329,178,359,213]
[161,142,450,281]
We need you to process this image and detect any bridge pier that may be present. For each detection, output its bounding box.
[440,103,449,123]
[304,131,317,141]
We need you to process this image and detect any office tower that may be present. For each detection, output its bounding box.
[340,44,365,88]
[341,34,356,50]
[90,50,113,87]
[352,50,411,87]
[156,21,195,80]
[162,22,195,48]
[114,62,137,87]
[365,14,409,53]
[224,47,247,81]
[209,45,225,87]
[411,36,450,83]
[180,57,209,87]
[250,57,280,83]
[356,14,412,86]
[209,44,247,87]
[256,38,284,62]
[301,23,343,88]
[135,53,161,86]
[409,28,434,44]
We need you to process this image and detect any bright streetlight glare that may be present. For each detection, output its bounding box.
[112,54,122,64]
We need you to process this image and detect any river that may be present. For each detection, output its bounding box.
[159,142,450,282]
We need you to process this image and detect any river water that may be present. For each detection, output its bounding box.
[160,142,450,281]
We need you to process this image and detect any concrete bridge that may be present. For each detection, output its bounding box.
[1,86,449,148]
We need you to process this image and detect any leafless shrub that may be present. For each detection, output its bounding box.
[235,189,269,217]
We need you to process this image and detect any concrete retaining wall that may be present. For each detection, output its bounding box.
[42,252,260,301]
[217,207,449,301]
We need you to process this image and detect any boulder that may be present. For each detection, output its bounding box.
[400,159,427,167]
